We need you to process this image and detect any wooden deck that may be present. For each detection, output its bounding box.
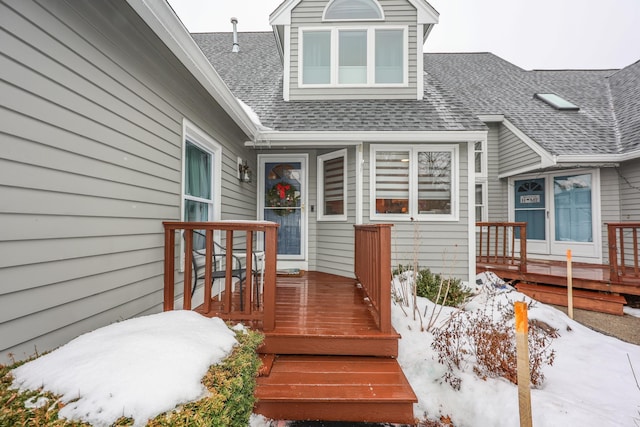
[477,257,640,296]
[195,271,416,424]
[476,222,640,314]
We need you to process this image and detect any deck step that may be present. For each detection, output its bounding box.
[254,355,417,424]
[261,331,400,357]
[516,282,627,315]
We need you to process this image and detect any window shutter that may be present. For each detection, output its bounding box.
[323,156,345,215]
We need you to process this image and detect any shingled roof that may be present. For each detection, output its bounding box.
[423,53,640,156]
[191,32,485,133]
[191,31,638,155]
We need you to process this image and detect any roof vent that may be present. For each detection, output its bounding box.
[231,17,239,53]
[534,93,579,111]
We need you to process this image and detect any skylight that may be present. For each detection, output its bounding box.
[534,93,579,111]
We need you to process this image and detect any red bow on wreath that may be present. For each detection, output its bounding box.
[276,183,291,199]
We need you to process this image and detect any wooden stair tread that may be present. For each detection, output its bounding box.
[516,282,626,315]
[255,355,417,424]
[517,282,626,302]
[256,356,416,402]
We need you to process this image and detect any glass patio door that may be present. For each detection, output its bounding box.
[550,172,598,258]
[259,155,307,267]
[512,171,600,260]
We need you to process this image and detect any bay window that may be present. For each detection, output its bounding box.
[371,145,458,221]
[300,26,407,86]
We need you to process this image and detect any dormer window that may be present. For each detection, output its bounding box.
[323,0,384,21]
[300,26,407,87]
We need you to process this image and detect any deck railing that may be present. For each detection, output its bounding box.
[476,222,528,273]
[608,222,640,284]
[163,221,278,331]
[354,224,393,333]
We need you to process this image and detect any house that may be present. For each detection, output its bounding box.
[1,0,638,422]
[192,0,639,296]
[193,0,486,284]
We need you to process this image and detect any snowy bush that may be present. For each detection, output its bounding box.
[431,300,556,389]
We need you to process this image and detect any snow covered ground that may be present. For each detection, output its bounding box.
[392,272,640,427]
[10,274,640,427]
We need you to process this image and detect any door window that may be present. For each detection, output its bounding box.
[554,174,593,242]
[264,162,303,256]
[514,178,546,240]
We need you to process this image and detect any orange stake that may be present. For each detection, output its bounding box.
[515,301,532,427]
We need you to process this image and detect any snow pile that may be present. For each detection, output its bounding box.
[393,273,640,426]
[11,311,237,427]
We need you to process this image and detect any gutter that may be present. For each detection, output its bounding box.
[126,0,258,139]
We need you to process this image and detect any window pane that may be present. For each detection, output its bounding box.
[375,151,409,214]
[303,31,331,84]
[417,151,451,214]
[325,0,383,20]
[475,184,483,222]
[375,29,403,83]
[339,30,367,84]
[474,141,483,174]
[185,142,211,199]
[554,174,593,242]
[323,156,345,215]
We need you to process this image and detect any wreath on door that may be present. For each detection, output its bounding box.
[266,181,300,216]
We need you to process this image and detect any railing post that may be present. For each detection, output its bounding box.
[608,224,620,283]
[263,225,277,331]
[378,224,392,333]
[519,224,527,273]
[163,227,175,311]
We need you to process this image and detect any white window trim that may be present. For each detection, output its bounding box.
[474,139,487,178]
[369,144,459,222]
[181,118,223,224]
[298,26,408,88]
[322,0,385,21]
[179,119,222,273]
[317,149,348,221]
[475,181,488,222]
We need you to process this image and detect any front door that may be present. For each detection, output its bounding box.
[511,170,601,261]
[258,154,307,270]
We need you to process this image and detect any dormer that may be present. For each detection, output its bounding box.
[270,0,439,101]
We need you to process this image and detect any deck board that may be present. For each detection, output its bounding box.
[478,258,640,295]
[255,355,417,424]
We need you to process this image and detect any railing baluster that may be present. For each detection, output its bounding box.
[162,221,279,326]
[475,222,527,273]
[183,230,193,310]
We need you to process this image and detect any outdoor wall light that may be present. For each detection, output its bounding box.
[237,157,252,183]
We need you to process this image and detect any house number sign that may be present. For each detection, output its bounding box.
[520,195,540,204]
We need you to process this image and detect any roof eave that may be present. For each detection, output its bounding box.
[245,129,488,147]
[126,0,258,139]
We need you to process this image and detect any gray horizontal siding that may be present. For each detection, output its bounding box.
[289,0,418,100]
[619,158,640,221]
[315,147,357,277]
[498,125,541,176]
[600,167,621,262]
[0,0,254,362]
[486,123,508,222]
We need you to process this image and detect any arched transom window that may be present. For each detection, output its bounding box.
[323,0,384,21]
